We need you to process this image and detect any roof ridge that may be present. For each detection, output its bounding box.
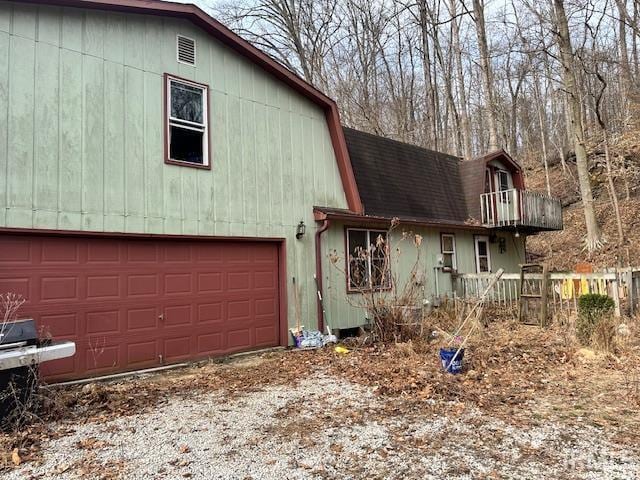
[342,126,462,163]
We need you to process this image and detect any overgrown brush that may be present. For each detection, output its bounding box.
[329,218,428,343]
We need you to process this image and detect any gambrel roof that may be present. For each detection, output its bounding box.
[15,0,363,214]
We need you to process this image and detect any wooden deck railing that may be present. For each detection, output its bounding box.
[480,189,562,231]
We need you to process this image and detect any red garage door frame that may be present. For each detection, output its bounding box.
[0,227,289,373]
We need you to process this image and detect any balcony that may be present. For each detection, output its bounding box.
[480,189,563,231]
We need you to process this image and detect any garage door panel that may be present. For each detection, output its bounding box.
[127,340,159,367]
[41,238,80,264]
[164,336,191,361]
[0,277,31,299]
[87,241,121,263]
[197,332,223,355]
[39,312,78,338]
[227,329,251,349]
[227,271,251,291]
[255,325,278,345]
[86,310,121,335]
[126,242,159,263]
[0,235,280,381]
[40,276,78,302]
[85,343,120,373]
[40,354,77,378]
[254,270,276,289]
[86,275,120,300]
[195,248,224,262]
[197,272,223,293]
[127,274,159,297]
[0,238,31,263]
[197,302,223,324]
[164,244,192,263]
[164,273,192,295]
[127,307,158,331]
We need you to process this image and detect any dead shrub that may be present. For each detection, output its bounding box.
[591,315,618,354]
[329,218,427,343]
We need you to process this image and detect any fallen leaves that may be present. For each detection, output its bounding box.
[11,448,20,466]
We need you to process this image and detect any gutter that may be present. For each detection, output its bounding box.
[314,218,331,332]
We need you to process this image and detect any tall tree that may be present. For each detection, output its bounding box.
[552,0,603,251]
[472,0,499,150]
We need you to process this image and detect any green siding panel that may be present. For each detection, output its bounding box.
[0,2,349,334]
[321,223,526,330]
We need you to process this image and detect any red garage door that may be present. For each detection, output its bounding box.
[0,234,281,381]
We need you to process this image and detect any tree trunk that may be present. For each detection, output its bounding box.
[450,0,473,159]
[615,0,632,92]
[472,0,499,150]
[534,70,552,196]
[552,0,603,252]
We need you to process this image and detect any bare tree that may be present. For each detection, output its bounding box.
[552,0,603,251]
[472,0,500,150]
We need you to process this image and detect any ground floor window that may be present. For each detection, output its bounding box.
[440,233,456,271]
[346,228,390,291]
[474,235,492,273]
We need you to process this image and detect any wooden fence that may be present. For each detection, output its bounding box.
[455,267,640,317]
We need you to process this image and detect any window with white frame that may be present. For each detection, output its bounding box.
[166,75,209,167]
[346,229,390,290]
[441,233,456,271]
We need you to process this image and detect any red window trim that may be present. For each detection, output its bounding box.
[163,72,212,170]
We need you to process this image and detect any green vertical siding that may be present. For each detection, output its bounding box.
[0,3,349,331]
[321,223,525,329]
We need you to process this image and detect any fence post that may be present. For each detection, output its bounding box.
[627,268,634,315]
[611,274,621,317]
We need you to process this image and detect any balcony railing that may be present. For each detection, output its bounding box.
[480,189,562,231]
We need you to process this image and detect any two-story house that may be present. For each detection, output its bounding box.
[0,0,562,381]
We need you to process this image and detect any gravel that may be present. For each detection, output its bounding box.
[8,372,639,480]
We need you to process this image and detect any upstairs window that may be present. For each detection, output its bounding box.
[496,169,511,202]
[346,228,390,291]
[165,75,209,168]
[440,233,456,271]
[497,169,510,191]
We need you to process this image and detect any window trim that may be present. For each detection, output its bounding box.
[496,169,510,191]
[163,73,211,170]
[345,227,392,293]
[474,235,492,273]
[440,233,457,272]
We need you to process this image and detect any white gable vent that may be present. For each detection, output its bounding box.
[177,35,196,66]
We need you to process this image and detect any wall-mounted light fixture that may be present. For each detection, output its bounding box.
[295,220,306,239]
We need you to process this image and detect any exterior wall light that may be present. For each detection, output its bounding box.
[296,220,306,239]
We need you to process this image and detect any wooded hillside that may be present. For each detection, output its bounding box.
[210,0,640,264]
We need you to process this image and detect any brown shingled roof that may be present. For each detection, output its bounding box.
[342,128,469,224]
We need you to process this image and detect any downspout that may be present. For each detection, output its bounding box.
[314,218,331,333]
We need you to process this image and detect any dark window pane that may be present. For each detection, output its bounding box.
[370,231,387,256]
[498,171,509,191]
[479,257,489,272]
[443,253,453,269]
[349,259,368,289]
[442,235,454,252]
[371,257,389,288]
[477,240,487,256]
[170,126,204,164]
[171,81,203,124]
[348,230,367,257]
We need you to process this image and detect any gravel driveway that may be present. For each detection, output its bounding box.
[7,368,639,480]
